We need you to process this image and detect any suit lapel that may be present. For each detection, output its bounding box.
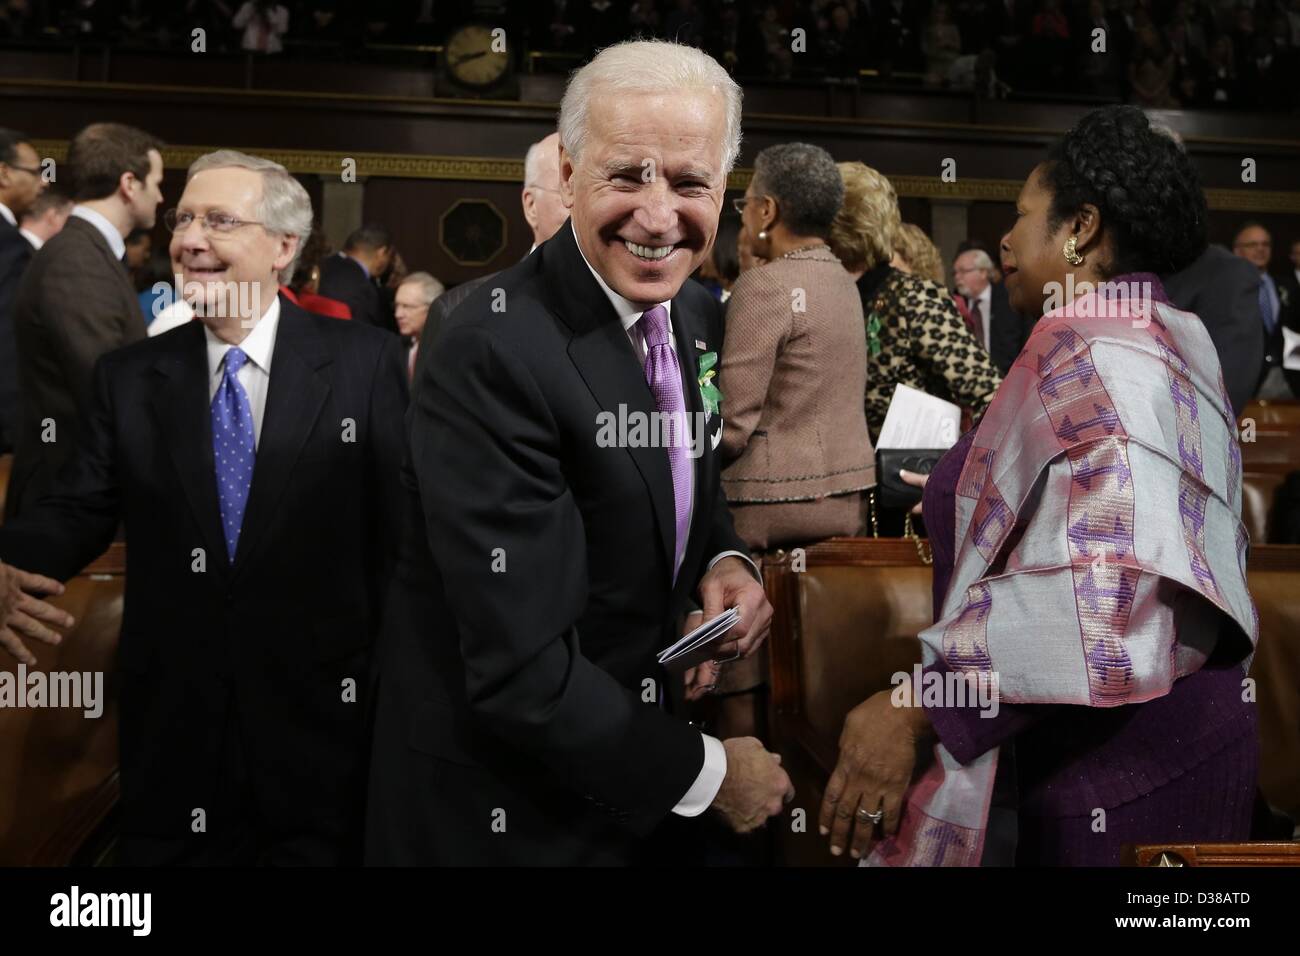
[548,222,676,576]
[231,301,331,580]
[148,322,230,573]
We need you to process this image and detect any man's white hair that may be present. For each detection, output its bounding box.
[960,248,995,274]
[187,149,313,283]
[399,271,444,306]
[524,137,557,189]
[559,40,743,175]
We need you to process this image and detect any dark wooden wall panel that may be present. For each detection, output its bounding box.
[362,178,531,288]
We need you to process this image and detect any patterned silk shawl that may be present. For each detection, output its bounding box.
[867,276,1259,867]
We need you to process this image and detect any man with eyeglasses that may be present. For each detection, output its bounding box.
[1233,221,1298,399]
[0,128,48,456]
[5,123,163,519]
[0,149,408,865]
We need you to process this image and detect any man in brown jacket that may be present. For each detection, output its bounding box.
[5,123,163,519]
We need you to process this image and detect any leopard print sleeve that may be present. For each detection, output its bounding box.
[863,271,1002,438]
[899,274,1001,415]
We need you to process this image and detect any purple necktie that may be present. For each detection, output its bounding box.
[638,304,691,579]
[211,347,257,562]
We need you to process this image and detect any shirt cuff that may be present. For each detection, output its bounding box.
[707,550,761,583]
[671,733,727,817]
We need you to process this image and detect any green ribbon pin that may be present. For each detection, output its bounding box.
[697,351,722,416]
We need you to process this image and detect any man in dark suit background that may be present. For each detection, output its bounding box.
[1233,222,1297,399]
[953,246,1028,375]
[317,224,394,331]
[413,131,570,379]
[366,40,792,867]
[0,150,407,865]
[0,128,48,455]
[5,123,162,519]
[1163,243,1265,417]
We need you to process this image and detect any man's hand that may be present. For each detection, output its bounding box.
[0,560,74,666]
[697,556,772,660]
[710,736,794,833]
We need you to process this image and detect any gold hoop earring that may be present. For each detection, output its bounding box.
[1063,235,1085,266]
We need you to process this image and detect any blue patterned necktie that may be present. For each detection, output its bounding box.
[1260,275,1277,334]
[211,347,256,561]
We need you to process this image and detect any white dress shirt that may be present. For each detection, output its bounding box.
[205,297,281,448]
[70,205,126,261]
[0,201,15,227]
[574,237,743,818]
[19,228,42,250]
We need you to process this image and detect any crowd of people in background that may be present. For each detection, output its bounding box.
[1,0,1298,108]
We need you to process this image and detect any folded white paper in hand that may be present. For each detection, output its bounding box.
[657,607,741,674]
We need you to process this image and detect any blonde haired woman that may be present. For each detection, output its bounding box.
[830,162,1000,439]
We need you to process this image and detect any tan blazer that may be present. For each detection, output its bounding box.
[719,246,875,503]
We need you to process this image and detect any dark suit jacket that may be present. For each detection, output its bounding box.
[0,215,32,453]
[5,216,144,519]
[1163,245,1267,416]
[986,281,1031,376]
[366,220,747,866]
[411,271,494,384]
[0,297,408,863]
[318,253,387,331]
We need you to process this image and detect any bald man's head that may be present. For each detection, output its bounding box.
[522,132,568,247]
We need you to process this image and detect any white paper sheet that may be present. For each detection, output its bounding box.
[874,383,961,449]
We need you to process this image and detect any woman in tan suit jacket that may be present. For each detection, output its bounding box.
[720,143,875,551]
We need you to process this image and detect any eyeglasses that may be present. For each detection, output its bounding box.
[2,163,42,177]
[164,209,264,235]
[732,195,768,215]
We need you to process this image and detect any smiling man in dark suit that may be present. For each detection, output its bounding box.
[366,40,793,867]
[0,150,407,865]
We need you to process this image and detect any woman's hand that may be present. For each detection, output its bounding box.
[898,468,929,515]
[818,688,930,860]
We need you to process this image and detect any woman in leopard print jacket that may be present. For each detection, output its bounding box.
[830,162,1002,438]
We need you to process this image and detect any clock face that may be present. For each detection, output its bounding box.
[447,25,509,87]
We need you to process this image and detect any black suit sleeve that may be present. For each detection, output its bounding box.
[417,323,705,831]
[0,355,122,579]
[0,235,28,444]
[363,332,410,622]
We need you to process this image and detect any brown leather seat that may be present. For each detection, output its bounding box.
[0,545,123,865]
[766,538,1300,866]
[1241,471,1286,543]
[1241,400,1300,429]
[1246,545,1300,824]
[764,538,931,867]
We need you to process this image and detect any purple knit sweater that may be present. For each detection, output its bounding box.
[918,426,1258,865]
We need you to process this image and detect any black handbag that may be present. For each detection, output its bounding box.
[874,448,948,511]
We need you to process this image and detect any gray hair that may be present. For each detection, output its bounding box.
[751,143,845,240]
[959,248,995,274]
[186,149,313,283]
[524,138,555,188]
[559,40,743,175]
[398,271,445,306]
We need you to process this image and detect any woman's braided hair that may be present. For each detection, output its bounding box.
[1042,105,1208,278]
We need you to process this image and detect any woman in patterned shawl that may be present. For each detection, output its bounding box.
[829,162,1002,441]
[819,106,1259,866]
